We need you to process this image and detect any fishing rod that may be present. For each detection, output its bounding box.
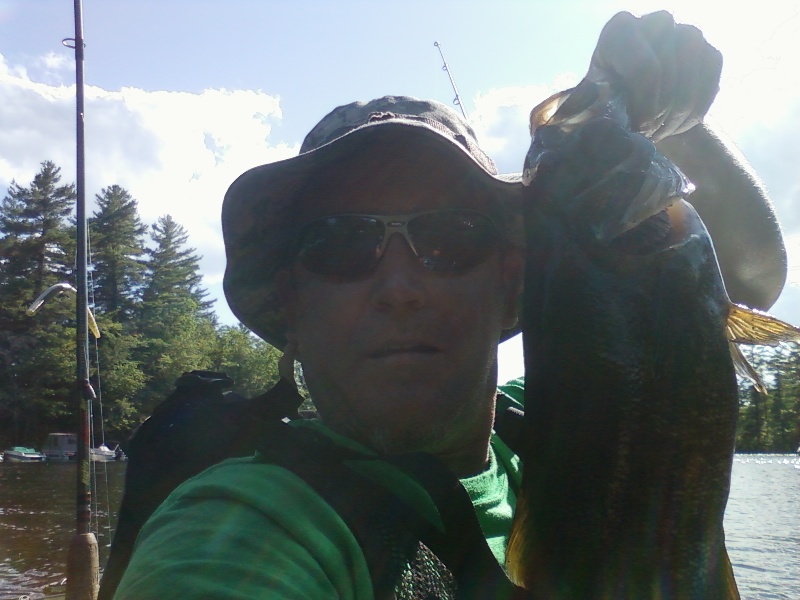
[27,283,101,339]
[61,0,100,597]
[433,41,468,120]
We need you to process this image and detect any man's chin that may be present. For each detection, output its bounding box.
[351,405,465,456]
[363,422,447,456]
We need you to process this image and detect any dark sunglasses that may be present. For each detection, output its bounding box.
[293,209,503,279]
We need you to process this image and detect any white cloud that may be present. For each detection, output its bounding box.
[0,52,299,322]
[468,73,581,176]
[469,83,555,158]
[38,51,72,78]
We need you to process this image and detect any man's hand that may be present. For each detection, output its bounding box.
[525,117,692,246]
[588,11,722,141]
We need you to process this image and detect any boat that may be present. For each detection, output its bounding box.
[91,444,118,462]
[3,446,47,462]
[42,432,127,462]
[42,432,78,462]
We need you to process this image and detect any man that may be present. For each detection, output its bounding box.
[113,11,785,600]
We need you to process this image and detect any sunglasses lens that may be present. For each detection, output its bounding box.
[295,210,501,278]
[409,211,500,273]
[296,216,384,277]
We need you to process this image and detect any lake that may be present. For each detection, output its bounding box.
[1,454,798,599]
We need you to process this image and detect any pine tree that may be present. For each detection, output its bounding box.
[0,161,77,444]
[133,214,216,413]
[88,316,147,439]
[89,185,148,320]
[140,215,214,319]
[0,161,76,316]
[736,344,800,452]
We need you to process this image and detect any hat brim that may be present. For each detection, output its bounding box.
[222,119,523,350]
[657,123,787,310]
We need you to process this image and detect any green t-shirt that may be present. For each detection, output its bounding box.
[114,389,523,600]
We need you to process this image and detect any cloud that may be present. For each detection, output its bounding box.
[37,51,73,84]
[470,84,553,161]
[0,52,299,322]
[469,73,580,176]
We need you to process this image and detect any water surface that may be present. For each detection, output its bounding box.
[0,461,124,600]
[726,454,799,600]
[1,455,797,599]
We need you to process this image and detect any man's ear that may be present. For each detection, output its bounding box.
[501,246,524,330]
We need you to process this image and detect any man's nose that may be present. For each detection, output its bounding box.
[370,233,427,311]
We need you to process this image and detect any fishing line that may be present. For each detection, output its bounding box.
[87,227,115,541]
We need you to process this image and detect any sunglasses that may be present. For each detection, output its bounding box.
[293,209,503,279]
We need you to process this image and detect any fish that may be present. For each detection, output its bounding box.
[505,76,800,599]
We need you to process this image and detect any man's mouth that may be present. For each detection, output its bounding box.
[370,344,441,359]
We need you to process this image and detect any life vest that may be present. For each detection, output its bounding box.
[99,371,528,600]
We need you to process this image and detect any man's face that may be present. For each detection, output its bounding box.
[283,140,522,471]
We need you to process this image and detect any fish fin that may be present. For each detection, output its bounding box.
[529,79,627,135]
[720,547,742,600]
[505,495,530,588]
[725,303,800,394]
[726,303,800,345]
[530,89,571,132]
[728,341,767,395]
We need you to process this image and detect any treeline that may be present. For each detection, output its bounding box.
[2,162,798,453]
[0,161,283,448]
[737,345,800,453]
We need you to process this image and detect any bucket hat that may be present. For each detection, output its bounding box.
[221,96,523,349]
[222,95,787,349]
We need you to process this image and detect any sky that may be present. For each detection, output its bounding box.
[1,0,798,382]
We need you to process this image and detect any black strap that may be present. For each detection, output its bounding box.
[256,423,527,599]
[494,405,527,457]
[98,372,305,600]
[387,452,526,599]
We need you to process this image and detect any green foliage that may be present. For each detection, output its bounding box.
[211,324,282,398]
[141,215,215,320]
[89,317,147,438]
[0,162,282,449]
[736,344,800,453]
[89,185,148,320]
[134,216,220,414]
[0,161,76,302]
[0,162,78,445]
[134,300,219,414]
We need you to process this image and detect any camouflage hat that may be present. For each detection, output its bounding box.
[221,96,524,349]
